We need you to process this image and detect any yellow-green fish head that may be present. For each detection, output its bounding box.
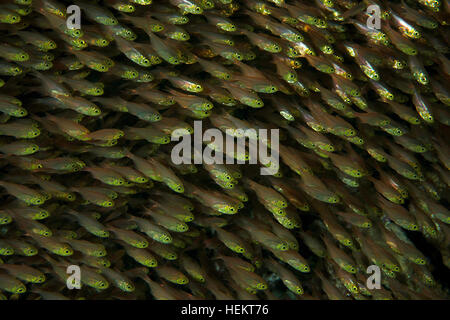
[0,213,12,225]
[217,23,236,32]
[414,258,427,265]
[413,72,429,85]
[143,258,157,267]
[256,282,267,290]
[54,245,73,256]
[11,284,26,294]
[0,247,13,255]
[30,274,46,284]
[133,240,148,248]
[166,181,184,193]
[180,4,203,14]
[0,12,21,24]
[131,0,152,4]
[361,221,372,228]
[90,62,110,72]
[32,209,50,220]
[28,195,45,206]
[118,4,135,12]
[123,70,139,79]
[93,280,109,290]
[242,97,264,108]
[99,199,114,207]
[343,264,357,274]
[176,277,189,285]
[116,280,134,292]
[170,16,189,25]
[23,247,38,256]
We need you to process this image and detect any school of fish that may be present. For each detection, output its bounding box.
[0,0,448,300]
